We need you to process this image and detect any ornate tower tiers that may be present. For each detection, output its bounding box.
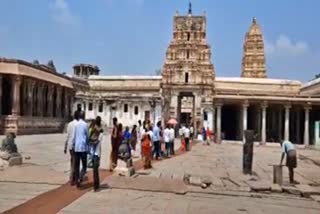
[241,17,267,78]
[162,3,215,129]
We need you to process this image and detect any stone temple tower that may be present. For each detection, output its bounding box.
[161,2,215,128]
[241,17,267,78]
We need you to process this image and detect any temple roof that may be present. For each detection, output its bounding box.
[247,17,263,36]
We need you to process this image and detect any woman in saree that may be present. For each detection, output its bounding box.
[141,127,152,169]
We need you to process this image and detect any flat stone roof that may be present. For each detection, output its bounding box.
[89,75,162,80]
[215,77,302,85]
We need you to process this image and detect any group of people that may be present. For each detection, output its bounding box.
[109,119,177,170]
[64,112,299,192]
[64,111,103,192]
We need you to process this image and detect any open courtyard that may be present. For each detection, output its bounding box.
[1,134,320,213]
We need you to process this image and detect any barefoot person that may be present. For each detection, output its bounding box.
[64,110,79,186]
[280,140,298,184]
[141,126,152,169]
[109,117,118,171]
[89,116,103,192]
[72,111,89,188]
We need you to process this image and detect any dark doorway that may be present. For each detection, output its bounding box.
[177,92,194,127]
[145,111,150,121]
[1,76,13,115]
[221,104,240,141]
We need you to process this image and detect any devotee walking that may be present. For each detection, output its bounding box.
[169,125,175,155]
[109,117,119,171]
[280,140,299,184]
[131,125,138,155]
[72,111,88,188]
[152,121,161,160]
[184,125,191,151]
[190,124,194,141]
[89,116,103,192]
[164,124,171,157]
[64,110,79,186]
[141,126,152,169]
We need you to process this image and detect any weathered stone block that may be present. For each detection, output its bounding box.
[8,155,23,166]
[0,151,10,160]
[246,181,270,192]
[189,176,202,186]
[271,184,283,193]
[296,184,320,198]
[282,186,301,196]
[311,195,320,203]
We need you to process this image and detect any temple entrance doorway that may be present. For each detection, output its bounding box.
[221,104,241,141]
[177,92,195,127]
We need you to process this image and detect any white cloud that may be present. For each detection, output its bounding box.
[265,35,309,57]
[51,0,80,27]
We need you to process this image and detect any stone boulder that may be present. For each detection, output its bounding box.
[8,153,23,166]
[0,151,10,160]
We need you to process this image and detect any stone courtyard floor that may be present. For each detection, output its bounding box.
[1,134,320,213]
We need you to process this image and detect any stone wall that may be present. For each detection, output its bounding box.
[0,116,66,135]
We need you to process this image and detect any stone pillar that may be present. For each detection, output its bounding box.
[212,106,216,134]
[37,82,44,117]
[304,106,311,146]
[55,86,62,118]
[63,89,69,118]
[216,104,222,144]
[284,105,291,141]
[11,75,22,116]
[26,80,34,116]
[278,109,283,141]
[93,101,98,118]
[0,75,2,115]
[296,109,301,144]
[261,102,268,145]
[242,101,249,142]
[47,85,54,117]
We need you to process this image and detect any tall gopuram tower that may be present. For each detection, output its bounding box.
[241,17,267,78]
[161,2,215,130]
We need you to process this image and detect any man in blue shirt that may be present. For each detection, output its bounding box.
[152,121,161,160]
[72,111,89,188]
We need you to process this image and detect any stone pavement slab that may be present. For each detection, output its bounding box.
[60,189,320,214]
[103,175,188,194]
[0,183,59,213]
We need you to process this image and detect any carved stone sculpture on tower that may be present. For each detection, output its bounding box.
[241,17,267,78]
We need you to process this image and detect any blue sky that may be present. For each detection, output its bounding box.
[0,0,319,82]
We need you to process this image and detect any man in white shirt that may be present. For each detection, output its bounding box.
[169,125,175,155]
[184,125,191,151]
[64,110,79,186]
[163,124,171,157]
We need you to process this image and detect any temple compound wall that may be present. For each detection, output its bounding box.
[0,58,74,135]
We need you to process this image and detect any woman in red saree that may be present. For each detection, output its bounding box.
[141,128,152,169]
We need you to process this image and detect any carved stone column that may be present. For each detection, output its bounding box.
[216,103,223,144]
[63,89,69,118]
[261,102,268,145]
[11,75,22,116]
[0,75,2,115]
[47,85,54,117]
[304,105,311,146]
[55,86,62,118]
[242,101,249,142]
[37,82,44,117]
[284,104,291,141]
